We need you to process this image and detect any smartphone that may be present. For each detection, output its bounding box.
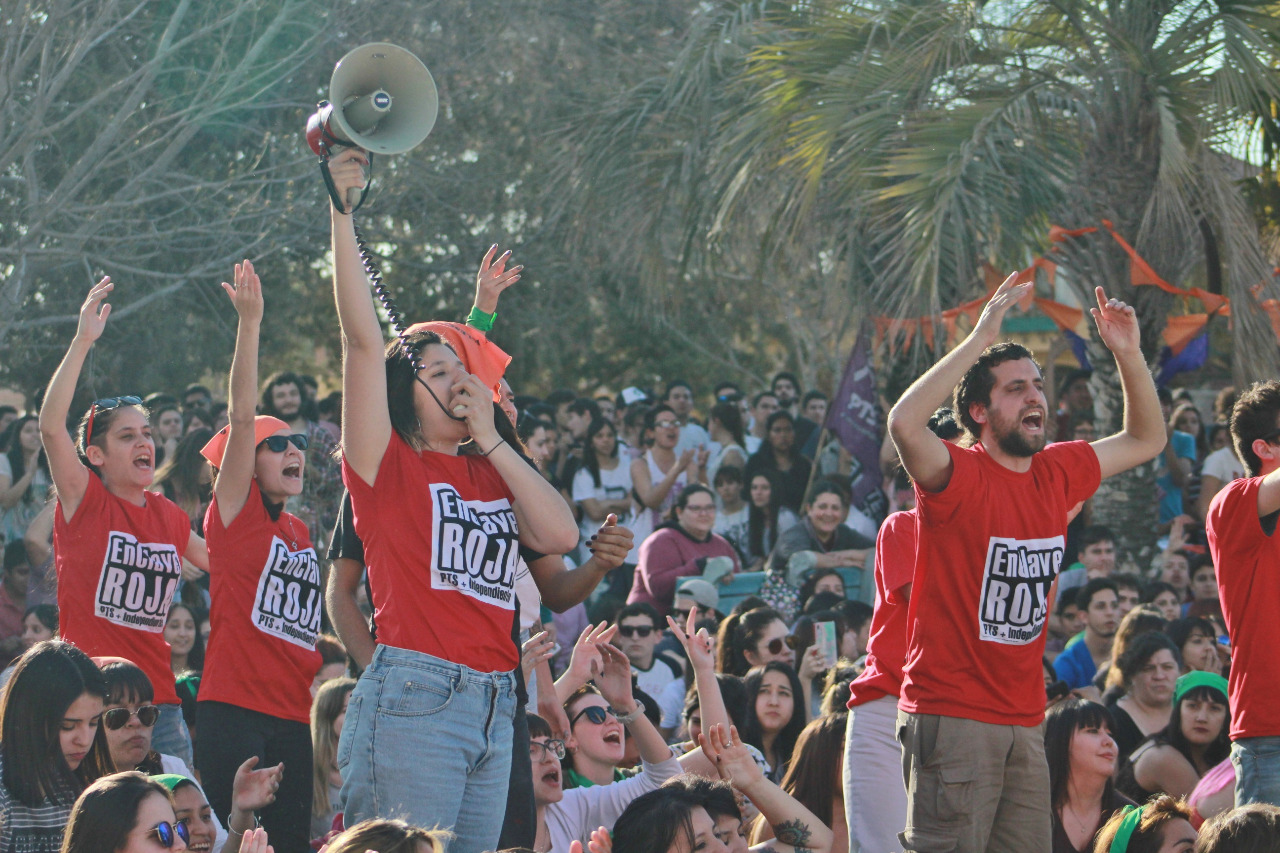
[815,620,838,668]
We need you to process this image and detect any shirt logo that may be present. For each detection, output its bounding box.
[252,536,322,649]
[95,531,183,631]
[429,483,520,609]
[978,535,1064,645]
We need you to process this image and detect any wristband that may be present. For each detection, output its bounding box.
[614,700,646,727]
[483,439,505,457]
[466,306,496,332]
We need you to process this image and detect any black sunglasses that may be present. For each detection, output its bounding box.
[764,636,801,656]
[149,820,190,848]
[616,625,654,638]
[85,396,144,444]
[571,705,616,727]
[103,704,160,730]
[257,433,309,452]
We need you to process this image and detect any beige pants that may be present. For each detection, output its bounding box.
[896,712,1050,853]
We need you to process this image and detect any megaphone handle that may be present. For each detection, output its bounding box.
[319,154,374,215]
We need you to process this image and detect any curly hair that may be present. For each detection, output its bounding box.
[953,343,1039,439]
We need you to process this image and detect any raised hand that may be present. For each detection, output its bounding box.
[973,272,1032,343]
[667,608,715,673]
[238,827,274,853]
[231,755,284,814]
[75,277,114,343]
[585,515,634,570]
[1090,286,1141,355]
[327,147,369,212]
[593,642,635,710]
[701,723,765,790]
[221,260,264,324]
[570,830,612,853]
[564,621,617,687]
[474,245,523,315]
[521,630,556,679]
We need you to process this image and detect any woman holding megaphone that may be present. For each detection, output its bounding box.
[325,146,579,853]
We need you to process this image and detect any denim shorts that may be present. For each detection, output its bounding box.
[337,645,517,853]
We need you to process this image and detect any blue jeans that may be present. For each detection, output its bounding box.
[338,645,517,853]
[1232,736,1280,807]
[152,702,194,770]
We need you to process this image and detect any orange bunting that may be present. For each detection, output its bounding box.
[1187,288,1230,316]
[920,318,935,350]
[1161,314,1209,355]
[1033,298,1084,333]
[1100,220,1180,295]
[1049,225,1099,243]
[1260,300,1280,344]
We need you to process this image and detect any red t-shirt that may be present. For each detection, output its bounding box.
[54,473,192,705]
[899,440,1100,726]
[200,482,322,723]
[343,434,521,673]
[1206,477,1280,739]
[848,509,916,707]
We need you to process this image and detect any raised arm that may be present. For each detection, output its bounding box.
[470,244,522,320]
[668,610,730,735]
[213,261,265,527]
[888,273,1028,493]
[38,277,115,520]
[633,450,694,510]
[1085,287,1166,480]
[327,148,392,485]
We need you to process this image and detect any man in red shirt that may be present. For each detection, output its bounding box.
[1206,380,1280,807]
[887,275,1164,852]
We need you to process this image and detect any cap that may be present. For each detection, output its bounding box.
[406,321,511,403]
[200,416,291,467]
[676,578,719,611]
[619,386,649,406]
[1173,670,1229,705]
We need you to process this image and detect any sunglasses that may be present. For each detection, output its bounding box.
[530,738,567,761]
[616,625,654,638]
[85,396,144,445]
[257,434,309,452]
[653,420,680,429]
[571,705,616,727]
[149,820,190,848]
[102,704,160,730]
[763,636,801,656]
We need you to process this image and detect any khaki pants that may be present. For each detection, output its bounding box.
[896,712,1050,853]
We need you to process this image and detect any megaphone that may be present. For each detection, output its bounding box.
[306,42,438,158]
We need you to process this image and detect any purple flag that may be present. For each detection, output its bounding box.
[824,332,887,521]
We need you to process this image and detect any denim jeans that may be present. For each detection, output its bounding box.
[338,645,517,853]
[152,702,194,770]
[1232,736,1280,807]
[845,695,905,853]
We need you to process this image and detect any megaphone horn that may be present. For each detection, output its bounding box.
[306,42,438,158]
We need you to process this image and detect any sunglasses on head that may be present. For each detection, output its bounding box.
[616,624,654,638]
[764,635,801,656]
[85,396,144,445]
[149,820,190,848]
[571,705,616,727]
[257,434,309,452]
[102,704,160,730]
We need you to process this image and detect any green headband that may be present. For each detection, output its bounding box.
[150,774,194,793]
[1174,670,1229,706]
[1110,805,1145,853]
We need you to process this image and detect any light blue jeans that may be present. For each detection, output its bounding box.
[337,645,517,853]
[152,702,194,770]
[1232,736,1280,807]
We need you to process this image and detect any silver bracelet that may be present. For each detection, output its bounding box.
[614,699,646,727]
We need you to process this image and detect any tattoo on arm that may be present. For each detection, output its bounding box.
[773,820,813,849]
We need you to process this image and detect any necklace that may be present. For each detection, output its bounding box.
[1061,801,1099,845]
[282,513,301,550]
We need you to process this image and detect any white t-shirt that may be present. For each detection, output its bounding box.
[1202,445,1245,485]
[546,755,683,852]
[572,462,635,543]
[634,653,682,701]
[714,504,748,536]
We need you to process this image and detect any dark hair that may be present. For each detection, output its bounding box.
[152,427,214,520]
[1045,698,1119,811]
[742,662,806,777]
[528,713,553,741]
[953,342,1039,439]
[712,464,743,489]
[1081,525,1115,550]
[23,603,58,635]
[517,416,554,446]
[1105,605,1170,690]
[788,611,848,676]
[259,371,306,420]
[1059,368,1092,398]
[836,599,874,634]
[613,788,701,853]
[60,771,175,853]
[99,659,155,707]
[716,607,786,676]
[75,401,149,474]
[771,713,845,833]
[546,389,577,409]
[751,391,779,409]
[797,569,846,610]
[1171,402,1208,458]
[321,818,449,853]
[800,390,828,408]
[745,469,785,560]
[1055,589,1082,616]
[1166,617,1217,659]
[642,404,678,433]
[926,407,963,442]
[1117,631,1181,689]
[802,591,845,618]
[1195,803,1280,853]
[771,372,801,396]
[662,773,740,823]
[708,403,746,449]
[2,415,48,498]
[1231,380,1280,477]
[1095,795,1192,853]
[682,674,750,732]
[664,380,693,400]
[1150,683,1230,772]
[1141,581,1180,604]
[803,478,848,509]
[1111,572,1143,595]
[663,483,716,527]
[581,418,619,488]
[760,411,797,462]
[183,383,213,402]
[0,641,109,807]
[165,602,205,673]
[316,633,347,666]
[567,398,601,420]
[1076,578,1119,612]
[615,602,661,631]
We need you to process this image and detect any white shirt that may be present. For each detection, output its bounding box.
[546,755,683,852]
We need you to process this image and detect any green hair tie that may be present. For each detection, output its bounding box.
[1174,670,1229,706]
[1110,804,1145,853]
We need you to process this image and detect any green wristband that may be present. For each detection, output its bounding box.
[466,306,496,332]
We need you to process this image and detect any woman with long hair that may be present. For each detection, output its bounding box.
[705,403,748,488]
[741,662,806,782]
[39,278,209,768]
[187,260,325,852]
[0,414,51,545]
[326,147,579,851]
[630,404,702,550]
[1117,672,1231,803]
[1166,617,1222,676]
[612,787,729,853]
[151,428,215,532]
[743,412,811,515]
[1044,698,1134,853]
[0,640,111,852]
[311,676,356,841]
[749,712,847,851]
[572,418,634,546]
[59,771,190,853]
[628,485,741,616]
[715,607,795,678]
[94,658,187,777]
[1107,632,1181,758]
[164,602,204,678]
[730,472,798,571]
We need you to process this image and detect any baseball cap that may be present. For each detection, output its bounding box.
[676,578,719,611]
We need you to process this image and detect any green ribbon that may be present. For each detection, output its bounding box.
[1110,805,1145,853]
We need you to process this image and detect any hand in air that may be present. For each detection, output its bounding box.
[474,245,523,315]
[326,147,369,211]
[593,642,636,709]
[238,827,273,853]
[974,272,1032,343]
[586,515,634,570]
[701,723,765,789]
[570,827,612,853]
[232,755,284,814]
[221,260,264,324]
[565,621,617,686]
[1090,286,1141,355]
[521,630,556,679]
[667,607,715,673]
[76,277,114,343]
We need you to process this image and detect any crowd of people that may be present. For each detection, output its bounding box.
[2,147,1280,853]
